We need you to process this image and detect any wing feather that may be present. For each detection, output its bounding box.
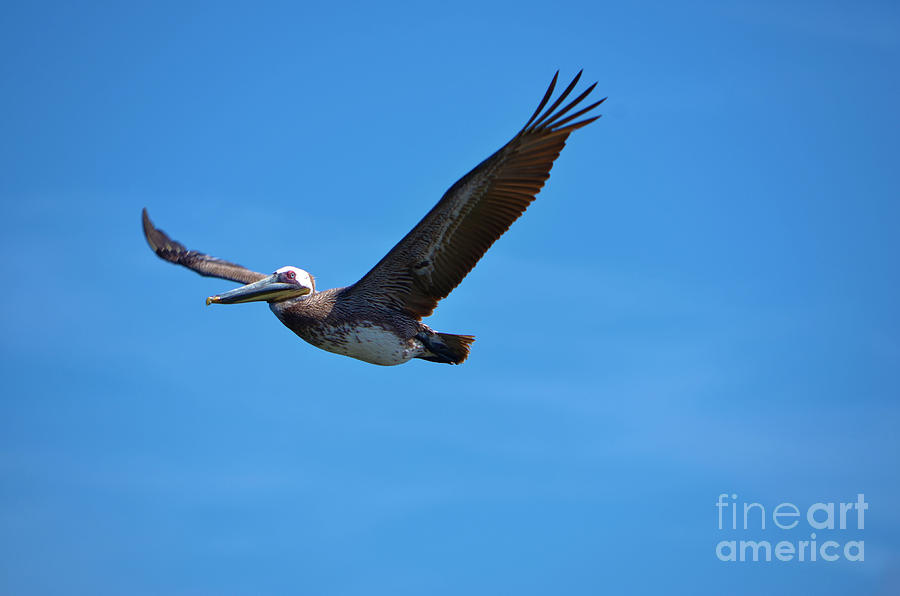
[141,208,267,285]
[348,72,604,318]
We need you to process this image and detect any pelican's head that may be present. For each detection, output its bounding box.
[206,266,315,305]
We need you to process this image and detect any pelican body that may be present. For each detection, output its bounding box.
[143,72,603,365]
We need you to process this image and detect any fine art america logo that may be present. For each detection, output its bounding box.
[715,493,866,562]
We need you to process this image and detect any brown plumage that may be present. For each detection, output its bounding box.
[142,210,267,285]
[143,71,603,366]
[348,70,603,319]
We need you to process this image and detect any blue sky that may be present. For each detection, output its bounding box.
[1,1,899,594]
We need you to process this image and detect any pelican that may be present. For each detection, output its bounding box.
[143,71,604,366]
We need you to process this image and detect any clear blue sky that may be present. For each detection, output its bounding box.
[2,1,899,594]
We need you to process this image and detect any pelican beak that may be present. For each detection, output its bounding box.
[206,275,310,305]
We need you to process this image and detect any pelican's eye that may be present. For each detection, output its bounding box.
[286,271,296,280]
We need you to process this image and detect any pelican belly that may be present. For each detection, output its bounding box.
[298,321,423,366]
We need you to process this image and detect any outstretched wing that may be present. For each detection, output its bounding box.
[142,208,267,284]
[347,71,604,319]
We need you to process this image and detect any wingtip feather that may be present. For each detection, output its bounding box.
[142,208,160,251]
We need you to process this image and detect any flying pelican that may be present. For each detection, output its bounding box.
[143,71,603,366]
